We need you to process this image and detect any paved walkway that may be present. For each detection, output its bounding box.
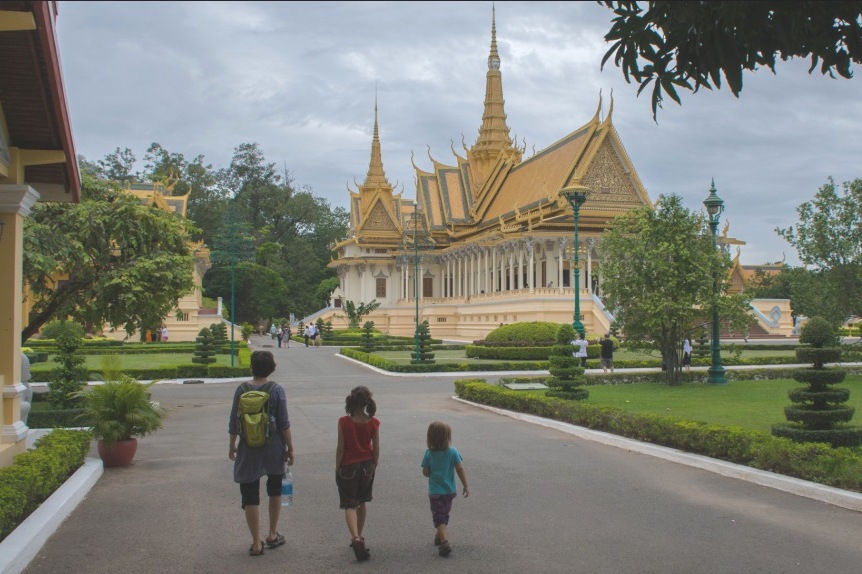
[8,336,862,573]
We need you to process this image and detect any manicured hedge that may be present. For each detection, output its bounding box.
[453,379,862,492]
[0,429,92,541]
[340,347,547,373]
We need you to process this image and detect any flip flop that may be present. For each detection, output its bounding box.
[265,533,285,548]
[249,543,265,556]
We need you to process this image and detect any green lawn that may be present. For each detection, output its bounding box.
[30,352,236,372]
[516,375,862,435]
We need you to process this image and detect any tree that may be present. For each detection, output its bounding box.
[598,194,752,385]
[546,323,589,400]
[772,317,862,447]
[202,262,288,325]
[777,177,862,326]
[599,1,862,119]
[343,300,381,329]
[46,333,88,410]
[191,328,217,364]
[23,170,195,342]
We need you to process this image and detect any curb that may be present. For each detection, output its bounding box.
[0,457,103,574]
[455,397,862,513]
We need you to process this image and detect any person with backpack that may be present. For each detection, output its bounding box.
[229,350,295,556]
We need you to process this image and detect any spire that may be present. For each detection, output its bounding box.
[469,4,519,186]
[361,95,392,193]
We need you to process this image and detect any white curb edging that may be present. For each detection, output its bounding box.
[0,457,103,574]
[454,397,862,514]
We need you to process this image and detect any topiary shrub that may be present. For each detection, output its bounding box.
[361,321,376,353]
[191,328,218,364]
[46,333,88,410]
[484,321,563,344]
[772,316,862,447]
[411,320,436,364]
[210,322,228,344]
[545,323,589,401]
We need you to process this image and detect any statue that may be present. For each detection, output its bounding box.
[20,353,32,425]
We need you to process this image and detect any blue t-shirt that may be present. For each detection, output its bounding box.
[421,446,463,495]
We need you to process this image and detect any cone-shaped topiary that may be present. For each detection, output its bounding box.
[411,320,436,364]
[361,321,377,353]
[192,327,218,364]
[772,316,862,447]
[210,322,228,344]
[546,323,589,401]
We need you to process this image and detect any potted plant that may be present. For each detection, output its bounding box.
[74,355,167,467]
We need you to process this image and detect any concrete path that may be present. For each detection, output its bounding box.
[19,336,862,574]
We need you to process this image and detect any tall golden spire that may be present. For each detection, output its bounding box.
[469,4,519,187]
[360,95,393,197]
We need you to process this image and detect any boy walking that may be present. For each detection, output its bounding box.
[421,421,469,557]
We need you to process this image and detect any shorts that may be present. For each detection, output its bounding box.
[429,493,456,527]
[336,459,376,509]
[600,357,613,369]
[239,474,282,509]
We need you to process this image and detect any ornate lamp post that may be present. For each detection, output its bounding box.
[703,179,727,385]
[212,201,255,367]
[561,185,589,335]
[401,204,433,362]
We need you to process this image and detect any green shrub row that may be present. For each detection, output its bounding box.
[26,345,239,357]
[340,347,547,373]
[0,429,92,541]
[26,408,85,429]
[453,379,862,492]
[466,344,601,361]
[29,364,251,382]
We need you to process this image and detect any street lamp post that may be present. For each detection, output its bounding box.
[703,179,727,385]
[561,185,589,335]
[412,207,421,361]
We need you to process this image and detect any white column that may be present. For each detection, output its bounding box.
[587,238,594,294]
[527,240,535,293]
[557,238,565,293]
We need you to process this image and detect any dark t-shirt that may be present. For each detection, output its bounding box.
[599,339,614,359]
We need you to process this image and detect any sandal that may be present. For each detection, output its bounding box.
[266,533,285,548]
[249,543,265,556]
[351,537,370,561]
[439,540,452,557]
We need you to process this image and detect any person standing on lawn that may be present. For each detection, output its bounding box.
[421,420,469,557]
[335,386,380,562]
[572,332,589,368]
[229,350,295,556]
[599,333,614,374]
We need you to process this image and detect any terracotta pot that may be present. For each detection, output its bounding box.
[97,438,138,467]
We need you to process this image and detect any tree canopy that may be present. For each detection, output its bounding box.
[598,193,753,384]
[599,1,862,119]
[23,169,195,342]
[776,177,862,325]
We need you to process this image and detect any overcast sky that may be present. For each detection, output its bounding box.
[54,1,862,266]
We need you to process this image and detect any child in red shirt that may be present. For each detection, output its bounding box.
[335,386,380,561]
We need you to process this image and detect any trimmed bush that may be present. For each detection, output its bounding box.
[192,328,217,364]
[39,320,85,341]
[0,429,91,541]
[772,317,861,448]
[484,321,565,343]
[411,320,436,364]
[545,323,589,401]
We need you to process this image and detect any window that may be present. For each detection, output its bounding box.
[376,278,387,298]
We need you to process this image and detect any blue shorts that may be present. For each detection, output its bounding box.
[429,493,456,527]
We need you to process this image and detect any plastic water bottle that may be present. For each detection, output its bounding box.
[281,464,294,507]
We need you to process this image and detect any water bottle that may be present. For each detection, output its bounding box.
[281,463,294,507]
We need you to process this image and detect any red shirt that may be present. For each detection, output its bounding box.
[339,415,380,466]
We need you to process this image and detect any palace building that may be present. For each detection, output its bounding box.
[322,9,792,341]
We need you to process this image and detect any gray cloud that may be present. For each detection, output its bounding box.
[55,1,862,266]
